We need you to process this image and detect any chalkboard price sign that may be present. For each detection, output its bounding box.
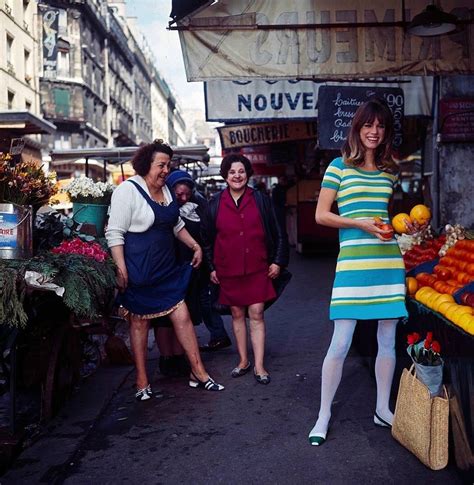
[318,86,404,150]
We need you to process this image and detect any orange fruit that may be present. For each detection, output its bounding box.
[457,313,474,331]
[437,302,457,317]
[406,277,418,295]
[432,294,455,311]
[410,204,431,225]
[392,213,412,234]
[415,287,434,304]
[425,291,441,309]
[450,306,473,324]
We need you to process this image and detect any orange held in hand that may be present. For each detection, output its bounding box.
[410,204,431,225]
[392,213,412,234]
[373,217,394,240]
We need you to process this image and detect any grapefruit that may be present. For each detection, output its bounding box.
[392,213,412,234]
[410,204,431,225]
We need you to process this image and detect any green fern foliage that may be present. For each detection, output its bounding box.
[0,253,116,327]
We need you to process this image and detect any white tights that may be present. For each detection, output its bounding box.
[310,319,398,436]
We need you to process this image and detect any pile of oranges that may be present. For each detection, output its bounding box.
[406,238,474,335]
[414,287,473,335]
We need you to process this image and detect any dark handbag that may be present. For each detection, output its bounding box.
[211,268,292,315]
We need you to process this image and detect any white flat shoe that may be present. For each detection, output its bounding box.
[308,424,328,446]
[374,412,392,428]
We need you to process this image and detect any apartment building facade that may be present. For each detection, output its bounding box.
[1,0,40,115]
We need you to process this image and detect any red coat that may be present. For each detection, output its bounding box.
[213,188,268,278]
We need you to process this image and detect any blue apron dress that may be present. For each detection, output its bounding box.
[117,180,192,318]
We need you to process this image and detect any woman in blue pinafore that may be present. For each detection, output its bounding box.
[106,140,224,400]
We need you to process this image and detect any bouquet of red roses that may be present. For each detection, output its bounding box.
[406,331,443,397]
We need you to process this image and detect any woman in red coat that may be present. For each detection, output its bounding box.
[203,154,289,384]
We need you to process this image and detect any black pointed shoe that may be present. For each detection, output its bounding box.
[231,362,251,378]
[199,337,232,352]
[253,369,271,385]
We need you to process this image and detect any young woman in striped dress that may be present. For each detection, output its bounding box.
[308,99,408,446]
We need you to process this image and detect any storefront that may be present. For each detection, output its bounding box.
[0,111,56,163]
[208,78,432,252]
[172,0,474,473]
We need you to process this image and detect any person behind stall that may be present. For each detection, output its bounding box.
[202,154,289,385]
[152,169,231,376]
[106,140,224,400]
[308,99,408,445]
[271,175,290,235]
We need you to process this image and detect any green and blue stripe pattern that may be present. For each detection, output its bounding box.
[322,157,407,320]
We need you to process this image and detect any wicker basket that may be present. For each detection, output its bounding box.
[392,365,449,470]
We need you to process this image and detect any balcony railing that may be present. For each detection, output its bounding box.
[4,4,12,17]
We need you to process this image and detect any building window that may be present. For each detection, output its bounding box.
[54,133,71,150]
[7,90,15,109]
[53,88,70,117]
[25,100,32,111]
[6,34,14,72]
[24,48,31,82]
[58,51,69,77]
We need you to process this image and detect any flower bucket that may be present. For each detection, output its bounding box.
[0,203,33,259]
[72,203,108,237]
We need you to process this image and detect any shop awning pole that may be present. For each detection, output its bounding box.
[431,75,441,229]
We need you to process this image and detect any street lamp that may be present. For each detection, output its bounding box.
[407,4,457,37]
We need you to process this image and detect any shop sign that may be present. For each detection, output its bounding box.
[206,80,318,121]
[178,1,473,80]
[42,7,60,79]
[240,146,271,165]
[218,121,316,149]
[205,78,430,122]
[9,138,25,155]
[317,86,404,150]
[439,99,474,142]
[0,213,17,249]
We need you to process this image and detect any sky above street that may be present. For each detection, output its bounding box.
[130,0,205,112]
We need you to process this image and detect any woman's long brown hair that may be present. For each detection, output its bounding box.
[341,99,398,174]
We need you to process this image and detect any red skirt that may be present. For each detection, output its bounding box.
[218,270,276,307]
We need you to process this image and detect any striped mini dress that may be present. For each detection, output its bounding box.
[321,157,407,321]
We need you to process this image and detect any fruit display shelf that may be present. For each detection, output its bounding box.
[405,297,473,467]
[407,297,474,341]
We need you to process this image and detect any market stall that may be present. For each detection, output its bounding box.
[354,207,473,473]
[0,150,123,453]
[49,144,210,181]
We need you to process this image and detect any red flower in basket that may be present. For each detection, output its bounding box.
[406,332,421,346]
[431,340,441,354]
[407,331,442,366]
[425,331,433,345]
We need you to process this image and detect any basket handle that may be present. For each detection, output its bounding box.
[72,204,87,224]
[4,207,32,230]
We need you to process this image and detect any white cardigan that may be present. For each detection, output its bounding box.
[105,175,184,248]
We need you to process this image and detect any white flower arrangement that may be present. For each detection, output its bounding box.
[64,177,114,205]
